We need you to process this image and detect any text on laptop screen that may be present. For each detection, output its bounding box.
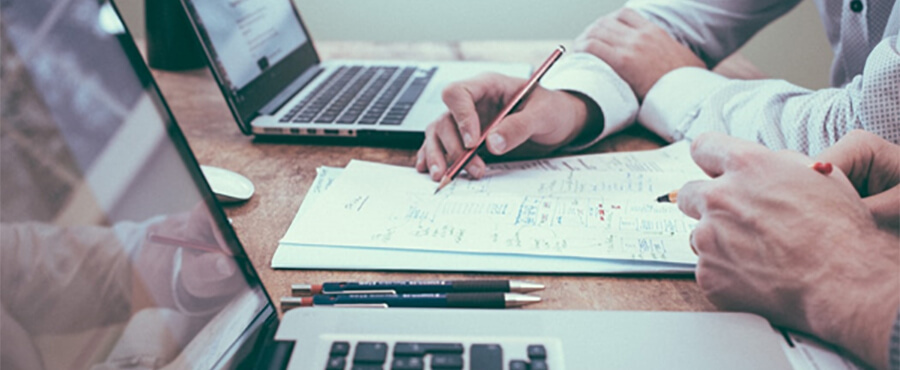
[0,0,269,368]
[187,0,308,92]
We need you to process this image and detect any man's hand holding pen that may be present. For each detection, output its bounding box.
[416,47,603,185]
[134,204,243,315]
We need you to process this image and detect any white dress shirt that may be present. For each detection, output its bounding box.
[542,0,900,155]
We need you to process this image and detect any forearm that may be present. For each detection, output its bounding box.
[0,223,134,334]
[638,36,900,156]
[624,0,800,67]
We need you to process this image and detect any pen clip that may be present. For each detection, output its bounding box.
[321,289,397,295]
[333,303,390,308]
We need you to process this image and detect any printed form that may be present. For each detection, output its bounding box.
[280,142,708,264]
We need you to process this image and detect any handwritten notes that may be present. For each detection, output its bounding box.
[281,142,707,264]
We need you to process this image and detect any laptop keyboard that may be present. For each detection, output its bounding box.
[324,341,549,370]
[279,65,435,126]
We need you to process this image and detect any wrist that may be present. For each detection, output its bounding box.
[562,90,604,149]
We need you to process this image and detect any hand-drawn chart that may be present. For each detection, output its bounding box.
[286,143,706,264]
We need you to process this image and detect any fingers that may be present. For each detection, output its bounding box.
[442,84,482,149]
[180,252,239,298]
[616,8,651,28]
[441,74,516,149]
[862,184,900,232]
[816,130,900,196]
[574,36,617,64]
[689,221,716,256]
[484,110,539,156]
[676,179,712,220]
[689,132,768,178]
[420,118,450,180]
[418,113,487,181]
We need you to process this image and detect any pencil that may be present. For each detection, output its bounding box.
[655,161,834,204]
[434,45,567,195]
[146,232,225,254]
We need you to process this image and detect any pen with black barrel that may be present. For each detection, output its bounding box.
[291,280,544,296]
[280,292,541,310]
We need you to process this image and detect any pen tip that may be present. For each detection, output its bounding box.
[504,293,541,308]
[509,280,545,293]
[655,194,669,203]
[434,177,451,195]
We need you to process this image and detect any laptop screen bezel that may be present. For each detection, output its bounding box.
[178,0,321,134]
[109,1,282,366]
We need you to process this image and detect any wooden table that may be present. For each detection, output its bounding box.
[149,41,765,314]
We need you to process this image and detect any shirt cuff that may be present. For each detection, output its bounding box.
[638,67,730,142]
[540,52,639,151]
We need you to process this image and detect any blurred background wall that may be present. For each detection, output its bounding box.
[117,0,833,89]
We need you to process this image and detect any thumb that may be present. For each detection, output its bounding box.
[862,184,900,232]
[485,112,539,155]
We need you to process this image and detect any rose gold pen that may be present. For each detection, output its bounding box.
[434,45,567,195]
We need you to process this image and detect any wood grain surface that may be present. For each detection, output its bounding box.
[149,41,765,315]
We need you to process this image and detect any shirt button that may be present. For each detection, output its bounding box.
[850,0,863,12]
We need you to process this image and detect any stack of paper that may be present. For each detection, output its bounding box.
[273,142,709,274]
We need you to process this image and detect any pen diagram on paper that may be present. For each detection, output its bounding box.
[282,143,707,264]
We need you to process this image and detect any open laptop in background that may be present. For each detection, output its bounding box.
[0,0,859,368]
[177,0,531,144]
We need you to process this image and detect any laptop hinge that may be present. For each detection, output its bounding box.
[259,66,324,116]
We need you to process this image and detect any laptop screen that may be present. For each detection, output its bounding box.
[0,0,272,368]
[186,0,308,91]
[181,0,321,131]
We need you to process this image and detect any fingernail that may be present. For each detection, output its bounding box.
[471,166,484,178]
[430,165,440,177]
[462,132,473,148]
[488,133,506,153]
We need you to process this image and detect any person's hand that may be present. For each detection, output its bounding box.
[574,8,705,100]
[816,130,900,233]
[416,73,601,181]
[677,132,900,369]
[135,203,243,314]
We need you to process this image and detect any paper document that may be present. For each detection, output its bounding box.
[280,142,707,265]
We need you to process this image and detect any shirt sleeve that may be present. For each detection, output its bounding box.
[625,0,802,68]
[0,223,134,334]
[540,52,639,151]
[637,35,900,155]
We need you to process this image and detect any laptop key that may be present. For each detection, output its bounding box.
[390,356,424,370]
[430,354,463,369]
[351,365,382,370]
[353,342,388,364]
[527,344,547,359]
[470,344,502,370]
[393,343,464,356]
[509,360,528,370]
[326,356,346,370]
[331,341,351,357]
[395,76,431,105]
[530,359,549,370]
[379,118,402,125]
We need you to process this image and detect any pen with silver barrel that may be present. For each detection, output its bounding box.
[292,280,544,296]
[281,292,541,310]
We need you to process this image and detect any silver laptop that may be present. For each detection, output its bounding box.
[0,1,856,369]
[177,0,531,143]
